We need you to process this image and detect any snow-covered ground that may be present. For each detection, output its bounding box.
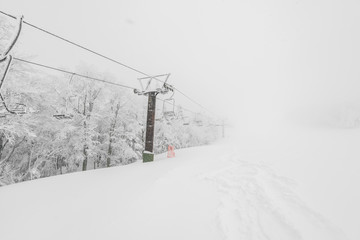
[0,126,359,240]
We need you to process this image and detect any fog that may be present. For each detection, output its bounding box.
[2,1,360,239]
[3,0,358,131]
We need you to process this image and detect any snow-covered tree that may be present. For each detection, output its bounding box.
[0,16,219,186]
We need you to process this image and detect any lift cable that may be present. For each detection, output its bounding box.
[13,57,136,90]
[0,10,218,117]
[12,57,200,115]
[0,10,165,83]
[172,87,218,117]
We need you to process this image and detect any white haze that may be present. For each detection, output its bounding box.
[2,0,360,239]
[2,0,359,130]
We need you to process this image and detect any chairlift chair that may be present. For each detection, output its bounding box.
[52,74,77,120]
[52,103,74,120]
[195,120,203,126]
[183,116,190,125]
[162,90,176,121]
[2,91,27,115]
[53,114,73,120]
[194,113,203,126]
[10,103,26,114]
[163,99,175,118]
[52,104,73,119]
[155,115,163,122]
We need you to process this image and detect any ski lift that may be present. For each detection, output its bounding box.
[194,113,203,126]
[1,102,28,115]
[0,90,28,115]
[195,120,203,126]
[174,106,190,125]
[10,103,26,114]
[0,17,27,117]
[183,116,190,125]
[52,73,76,120]
[162,90,176,121]
[53,114,73,120]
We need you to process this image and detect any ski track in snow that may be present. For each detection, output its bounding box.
[200,152,348,240]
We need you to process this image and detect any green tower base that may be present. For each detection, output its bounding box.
[143,151,154,163]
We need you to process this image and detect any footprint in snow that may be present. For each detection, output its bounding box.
[201,160,347,240]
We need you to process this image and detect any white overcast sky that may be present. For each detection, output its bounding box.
[2,0,360,128]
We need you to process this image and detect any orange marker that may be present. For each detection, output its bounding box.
[167,145,175,158]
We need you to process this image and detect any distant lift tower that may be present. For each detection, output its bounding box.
[134,74,173,162]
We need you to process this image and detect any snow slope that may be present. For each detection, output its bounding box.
[0,128,355,240]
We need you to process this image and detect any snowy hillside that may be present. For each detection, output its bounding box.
[1,127,357,240]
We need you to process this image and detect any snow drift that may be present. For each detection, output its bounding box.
[0,128,353,240]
